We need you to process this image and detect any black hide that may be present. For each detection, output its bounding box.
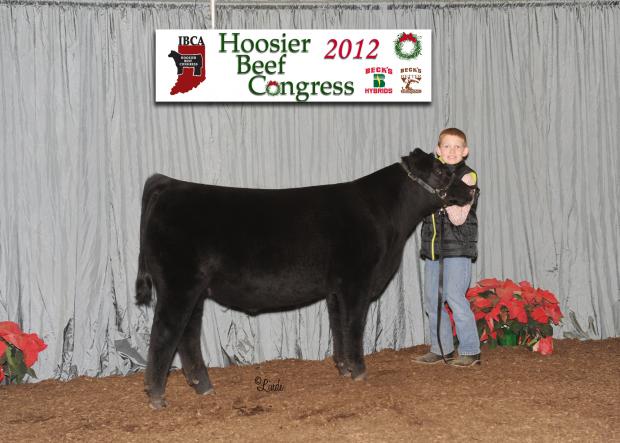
[135,148,475,408]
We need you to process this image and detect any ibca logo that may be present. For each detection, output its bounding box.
[169,36,206,95]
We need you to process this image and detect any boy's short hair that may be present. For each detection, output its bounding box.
[438,128,468,146]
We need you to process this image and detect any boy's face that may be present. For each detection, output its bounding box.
[435,134,468,165]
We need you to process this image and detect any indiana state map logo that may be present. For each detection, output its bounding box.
[168,35,206,95]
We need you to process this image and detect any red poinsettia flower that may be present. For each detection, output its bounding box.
[486,293,500,306]
[531,307,549,324]
[538,289,559,304]
[446,307,457,337]
[508,299,528,324]
[520,287,536,304]
[0,365,4,382]
[480,328,497,342]
[0,321,47,368]
[480,329,488,341]
[474,311,486,320]
[468,278,562,351]
[0,338,7,357]
[485,313,495,332]
[519,280,534,290]
[534,289,548,304]
[543,303,563,324]
[501,279,522,293]
[0,321,22,344]
[478,278,501,288]
[488,300,509,321]
[473,297,492,309]
[14,333,47,367]
[466,286,490,299]
[533,336,554,355]
[496,285,516,304]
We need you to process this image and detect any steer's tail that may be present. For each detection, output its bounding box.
[135,174,169,306]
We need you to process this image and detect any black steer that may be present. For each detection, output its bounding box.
[135,148,475,409]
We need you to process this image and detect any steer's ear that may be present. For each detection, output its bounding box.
[405,148,434,177]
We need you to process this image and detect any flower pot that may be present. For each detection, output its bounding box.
[498,329,518,346]
[532,336,554,355]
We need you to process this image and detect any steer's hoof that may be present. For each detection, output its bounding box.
[200,387,215,396]
[185,373,215,395]
[352,370,367,381]
[336,363,351,377]
[194,382,215,396]
[149,397,168,410]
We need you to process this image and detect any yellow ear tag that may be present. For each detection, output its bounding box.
[470,171,478,185]
[436,155,446,164]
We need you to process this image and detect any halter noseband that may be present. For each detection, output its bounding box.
[400,161,456,204]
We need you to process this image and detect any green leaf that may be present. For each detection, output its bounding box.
[477,324,485,338]
[540,324,553,337]
[5,346,29,384]
[510,322,524,334]
[6,346,17,368]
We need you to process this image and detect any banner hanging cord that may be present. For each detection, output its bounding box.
[211,0,215,29]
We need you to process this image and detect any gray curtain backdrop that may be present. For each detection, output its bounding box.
[0,0,618,380]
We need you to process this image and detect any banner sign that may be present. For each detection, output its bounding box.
[156,30,431,103]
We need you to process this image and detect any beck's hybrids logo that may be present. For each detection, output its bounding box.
[364,67,393,94]
[169,35,206,95]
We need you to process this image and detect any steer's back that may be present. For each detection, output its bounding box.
[140,174,383,313]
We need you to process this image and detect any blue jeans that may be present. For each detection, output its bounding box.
[424,257,480,356]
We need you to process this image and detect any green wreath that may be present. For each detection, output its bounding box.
[394,32,422,60]
[266,80,280,96]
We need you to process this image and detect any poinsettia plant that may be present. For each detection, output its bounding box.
[0,321,47,384]
[447,279,563,355]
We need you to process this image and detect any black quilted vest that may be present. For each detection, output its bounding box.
[420,161,479,261]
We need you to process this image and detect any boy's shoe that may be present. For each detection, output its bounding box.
[413,351,455,364]
[448,354,481,367]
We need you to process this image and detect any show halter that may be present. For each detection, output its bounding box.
[399,161,457,205]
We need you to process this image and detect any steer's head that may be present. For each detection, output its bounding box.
[403,148,476,206]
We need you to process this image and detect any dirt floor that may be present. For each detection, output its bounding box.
[2,339,619,442]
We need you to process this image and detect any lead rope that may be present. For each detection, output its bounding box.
[436,210,449,364]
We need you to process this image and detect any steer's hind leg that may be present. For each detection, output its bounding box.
[144,282,202,409]
[341,287,372,381]
[177,298,213,396]
[327,293,348,376]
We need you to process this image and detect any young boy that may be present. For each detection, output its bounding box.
[415,128,481,367]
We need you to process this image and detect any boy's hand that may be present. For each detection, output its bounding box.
[444,173,476,225]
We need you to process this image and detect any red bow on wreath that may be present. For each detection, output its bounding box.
[267,80,279,87]
[399,33,417,43]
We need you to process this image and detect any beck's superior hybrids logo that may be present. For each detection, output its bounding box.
[400,67,423,94]
[169,36,206,95]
